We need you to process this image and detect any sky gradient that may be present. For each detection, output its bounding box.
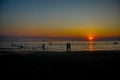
[0,0,120,40]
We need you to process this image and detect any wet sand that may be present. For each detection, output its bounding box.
[0,51,120,79]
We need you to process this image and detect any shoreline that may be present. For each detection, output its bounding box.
[0,50,120,55]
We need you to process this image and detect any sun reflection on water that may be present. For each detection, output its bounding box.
[89,41,93,51]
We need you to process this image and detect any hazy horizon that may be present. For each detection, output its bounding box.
[0,35,120,41]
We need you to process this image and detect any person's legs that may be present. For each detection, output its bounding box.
[67,47,68,52]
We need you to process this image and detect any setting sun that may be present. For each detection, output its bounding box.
[89,36,93,40]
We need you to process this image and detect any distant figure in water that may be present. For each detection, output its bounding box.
[49,42,52,45]
[20,45,24,49]
[113,42,118,45]
[11,43,16,46]
[42,43,45,51]
[66,42,71,52]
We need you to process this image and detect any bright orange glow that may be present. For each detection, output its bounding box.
[89,36,93,40]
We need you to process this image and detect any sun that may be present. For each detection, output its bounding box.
[89,36,93,40]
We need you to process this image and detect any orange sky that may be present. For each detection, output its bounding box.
[0,0,120,40]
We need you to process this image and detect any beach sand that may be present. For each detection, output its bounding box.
[0,51,120,79]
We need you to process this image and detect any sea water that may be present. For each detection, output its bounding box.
[0,39,120,51]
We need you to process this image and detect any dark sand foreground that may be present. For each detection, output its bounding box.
[0,51,120,79]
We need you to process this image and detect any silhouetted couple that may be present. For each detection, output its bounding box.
[66,42,71,52]
[42,43,45,51]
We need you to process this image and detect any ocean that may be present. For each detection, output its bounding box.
[0,39,120,51]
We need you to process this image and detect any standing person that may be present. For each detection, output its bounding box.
[66,42,71,52]
[42,43,45,51]
[68,42,71,51]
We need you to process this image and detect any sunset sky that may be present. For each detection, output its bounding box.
[0,0,120,40]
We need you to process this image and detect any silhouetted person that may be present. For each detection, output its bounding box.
[11,43,16,46]
[20,45,24,49]
[66,42,71,52]
[42,43,45,51]
[49,42,52,45]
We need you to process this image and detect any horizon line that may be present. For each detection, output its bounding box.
[0,36,120,41]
